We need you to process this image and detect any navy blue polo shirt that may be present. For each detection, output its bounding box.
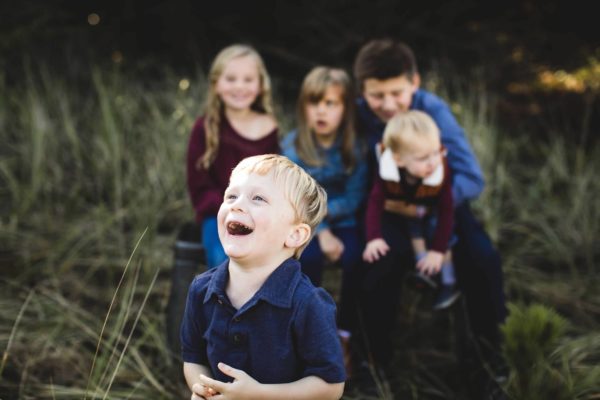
[180,257,346,384]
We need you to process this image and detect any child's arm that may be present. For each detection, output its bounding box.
[428,164,454,255]
[431,105,485,205]
[317,229,344,262]
[197,362,344,400]
[363,170,391,263]
[417,164,454,275]
[325,151,369,220]
[186,119,225,221]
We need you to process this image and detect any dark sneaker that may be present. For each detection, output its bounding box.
[432,284,461,310]
[409,271,438,290]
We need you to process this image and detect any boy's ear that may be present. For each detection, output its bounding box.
[285,223,311,250]
[412,73,421,90]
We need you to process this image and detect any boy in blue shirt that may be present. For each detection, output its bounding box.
[353,38,507,385]
[181,154,346,400]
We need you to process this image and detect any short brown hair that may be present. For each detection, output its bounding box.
[353,38,418,91]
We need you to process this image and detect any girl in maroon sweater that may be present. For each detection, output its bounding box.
[187,44,279,269]
[363,110,459,310]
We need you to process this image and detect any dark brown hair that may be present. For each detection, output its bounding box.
[353,38,418,91]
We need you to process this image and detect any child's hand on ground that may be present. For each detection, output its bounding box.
[416,250,444,275]
[318,229,344,262]
[363,238,390,263]
[197,362,260,400]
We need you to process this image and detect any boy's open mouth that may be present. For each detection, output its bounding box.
[227,221,253,236]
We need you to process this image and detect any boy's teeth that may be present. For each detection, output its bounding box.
[227,221,253,235]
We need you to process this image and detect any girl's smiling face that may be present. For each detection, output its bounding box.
[217,171,300,266]
[215,55,261,111]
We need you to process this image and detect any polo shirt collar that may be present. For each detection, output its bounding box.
[254,258,302,308]
[203,261,229,304]
[203,258,302,309]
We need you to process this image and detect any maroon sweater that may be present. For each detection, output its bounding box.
[366,157,454,253]
[186,115,280,223]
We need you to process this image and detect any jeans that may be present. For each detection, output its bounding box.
[202,217,228,269]
[357,203,507,368]
[300,226,363,332]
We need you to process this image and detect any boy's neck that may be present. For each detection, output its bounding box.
[226,254,291,309]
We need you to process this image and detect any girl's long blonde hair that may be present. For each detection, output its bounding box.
[198,44,275,170]
[295,66,357,172]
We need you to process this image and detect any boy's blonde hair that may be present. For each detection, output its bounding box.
[231,154,327,258]
[198,44,275,170]
[383,110,440,156]
[295,66,358,171]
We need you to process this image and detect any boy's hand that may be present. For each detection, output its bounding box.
[416,250,444,275]
[318,229,344,262]
[197,362,260,400]
[363,238,390,263]
[191,383,217,399]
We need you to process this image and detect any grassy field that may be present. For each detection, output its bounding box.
[1,62,599,399]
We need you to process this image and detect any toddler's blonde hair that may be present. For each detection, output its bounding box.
[383,110,440,155]
[231,154,327,258]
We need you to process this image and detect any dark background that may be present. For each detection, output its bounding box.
[2,0,599,135]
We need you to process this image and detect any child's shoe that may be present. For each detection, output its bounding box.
[432,284,461,310]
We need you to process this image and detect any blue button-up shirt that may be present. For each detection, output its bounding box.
[281,131,368,233]
[357,89,485,206]
[181,258,346,384]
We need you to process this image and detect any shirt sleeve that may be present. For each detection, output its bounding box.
[326,156,369,223]
[365,172,385,241]
[186,118,224,222]
[430,106,485,205]
[430,166,454,253]
[294,288,346,383]
[180,277,209,365]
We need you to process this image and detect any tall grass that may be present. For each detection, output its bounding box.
[1,62,599,398]
[1,62,203,277]
[1,62,202,398]
[427,72,600,323]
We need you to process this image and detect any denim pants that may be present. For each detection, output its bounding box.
[201,217,228,269]
[358,204,507,368]
[300,226,363,332]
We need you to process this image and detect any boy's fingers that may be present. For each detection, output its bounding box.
[191,383,211,399]
[218,362,244,379]
[198,374,226,393]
